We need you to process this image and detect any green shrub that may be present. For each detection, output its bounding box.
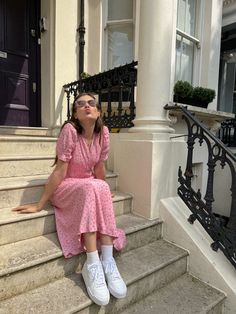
[192,87,216,104]
[80,72,91,79]
[174,80,193,99]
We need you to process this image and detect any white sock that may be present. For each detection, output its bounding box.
[86,250,99,265]
[101,245,113,262]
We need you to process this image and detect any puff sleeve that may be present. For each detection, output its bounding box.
[99,126,110,162]
[56,123,77,162]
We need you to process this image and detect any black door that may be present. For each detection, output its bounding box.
[0,0,41,126]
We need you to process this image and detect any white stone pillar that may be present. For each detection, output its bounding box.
[113,0,187,220]
[130,0,176,133]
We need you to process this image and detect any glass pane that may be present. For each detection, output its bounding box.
[177,0,186,31]
[177,0,196,36]
[186,0,196,36]
[108,0,133,21]
[175,35,194,83]
[107,23,133,69]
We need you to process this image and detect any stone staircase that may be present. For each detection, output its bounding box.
[0,131,226,313]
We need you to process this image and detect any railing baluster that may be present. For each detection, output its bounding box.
[118,82,123,117]
[130,85,135,121]
[204,157,215,213]
[65,89,71,120]
[219,119,236,147]
[107,84,112,120]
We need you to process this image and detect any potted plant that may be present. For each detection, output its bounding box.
[192,87,216,108]
[173,80,193,105]
[80,72,91,79]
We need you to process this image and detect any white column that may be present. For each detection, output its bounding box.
[130,0,176,133]
[113,0,187,220]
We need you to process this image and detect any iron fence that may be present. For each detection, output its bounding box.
[165,104,236,269]
[63,61,137,130]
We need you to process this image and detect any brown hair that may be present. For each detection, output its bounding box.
[53,92,104,166]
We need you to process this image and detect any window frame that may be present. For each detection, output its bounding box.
[102,0,135,71]
[175,0,202,85]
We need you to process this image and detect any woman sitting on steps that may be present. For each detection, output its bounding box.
[12,92,127,306]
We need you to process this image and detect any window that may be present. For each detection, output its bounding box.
[175,0,200,83]
[103,0,134,70]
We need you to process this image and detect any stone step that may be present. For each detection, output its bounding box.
[0,239,187,313]
[0,172,118,209]
[0,135,57,157]
[0,191,132,245]
[0,155,55,177]
[0,126,52,137]
[0,214,163,301]
[121,273,226,314]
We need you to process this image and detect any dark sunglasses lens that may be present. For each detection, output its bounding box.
[88,99,96,106]
[77,100,86,107]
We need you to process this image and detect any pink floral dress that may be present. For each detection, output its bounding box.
[50,123,126,258]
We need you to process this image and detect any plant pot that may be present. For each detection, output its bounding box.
[191,100,209,108]
[173,95,192,105]
[174,95,209,108]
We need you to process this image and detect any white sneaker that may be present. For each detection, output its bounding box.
[102,257,127,299]
[82,260,110,306]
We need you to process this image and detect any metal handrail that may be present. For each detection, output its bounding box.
[165,103,236,269]
[165,104,236,161]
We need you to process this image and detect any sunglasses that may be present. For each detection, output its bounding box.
[75,99,97,108]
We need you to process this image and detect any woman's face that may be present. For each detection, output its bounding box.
[74,95,100,123]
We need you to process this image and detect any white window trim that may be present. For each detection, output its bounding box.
[175,0,202,85]
[105,19,133,28]
[176,28,200,48]
[101,0,136,71]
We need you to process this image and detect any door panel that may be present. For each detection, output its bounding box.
[0,0,40,126]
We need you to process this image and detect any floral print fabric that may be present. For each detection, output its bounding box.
[50,123,126,258]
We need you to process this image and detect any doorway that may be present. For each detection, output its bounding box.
[0,0,41,126]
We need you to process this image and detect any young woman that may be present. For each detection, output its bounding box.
[13,93,127,306]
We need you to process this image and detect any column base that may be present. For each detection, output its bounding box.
[129,118,175,134]
[114,133,187,219]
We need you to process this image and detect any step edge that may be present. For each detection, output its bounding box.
[126,251,188,286]
[0,231,177,279]
[0,243,188,312]
[0,136,57,141]
[0,155,55,161]
[0,193,132,225]
[0,174,118,190]
[124,218,162,235]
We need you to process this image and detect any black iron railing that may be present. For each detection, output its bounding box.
[218,119,236,147]
[63,61,138,130]
[165,104,236,269]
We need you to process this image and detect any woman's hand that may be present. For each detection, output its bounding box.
[12,203,41,214]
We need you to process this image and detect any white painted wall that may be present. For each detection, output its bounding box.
[86,0,102,74]
[160,197,236,314]
[54,0,79,127]
[40,0,79,129]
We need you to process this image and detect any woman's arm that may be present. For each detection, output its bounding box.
[12,160,68,213]
[94,161,106,181]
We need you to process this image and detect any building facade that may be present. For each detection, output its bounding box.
[1,0,236,312]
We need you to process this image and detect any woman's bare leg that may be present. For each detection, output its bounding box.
[83,232,97,252]
[100,234,113,245]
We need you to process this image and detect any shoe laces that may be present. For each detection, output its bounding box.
[87,262,106,288]
[104,258,121,281]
